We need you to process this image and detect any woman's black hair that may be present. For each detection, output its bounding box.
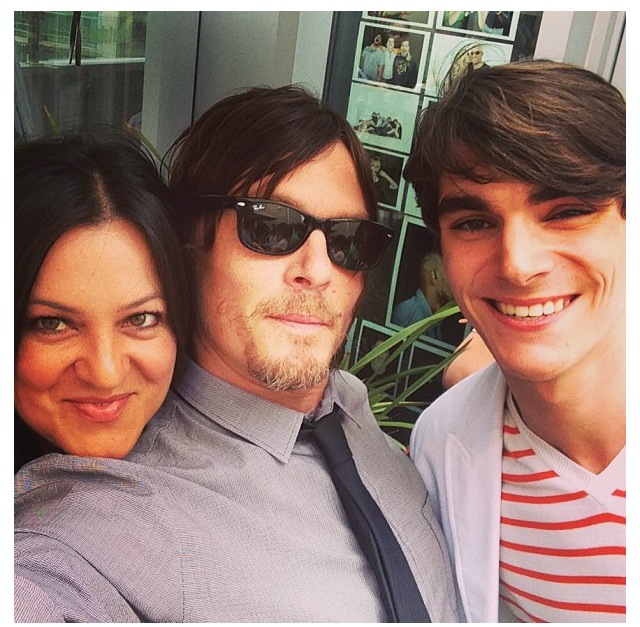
[14,128,190,469]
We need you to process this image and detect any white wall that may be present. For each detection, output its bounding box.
[536,11,625,94]
[292,12,333,98]
[611,27,625,98]
[194,11,332,119]
[141,12,200,156]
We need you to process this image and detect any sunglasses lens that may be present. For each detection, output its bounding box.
[235,199,392,271]
[238,201,308,255]
[327,221,392,271]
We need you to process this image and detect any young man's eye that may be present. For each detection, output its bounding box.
[451,218,491,231]
[127,312,161,328]
[548,206,595,221]
[32,317,68,334]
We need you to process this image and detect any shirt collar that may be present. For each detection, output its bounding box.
[414,288,432,315]
[175,360,366,463]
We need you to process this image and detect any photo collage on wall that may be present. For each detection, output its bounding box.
[344,11,540,414]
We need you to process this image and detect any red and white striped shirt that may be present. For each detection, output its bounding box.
[499,394,625,622]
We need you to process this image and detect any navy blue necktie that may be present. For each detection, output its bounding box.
[303,406,431,623]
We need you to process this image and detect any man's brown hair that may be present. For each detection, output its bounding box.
[168,84,378,240]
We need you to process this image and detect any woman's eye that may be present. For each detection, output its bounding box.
[33,317,68,333]
[128,312,160,328]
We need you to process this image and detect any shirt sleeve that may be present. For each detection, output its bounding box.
[15,531,142,623]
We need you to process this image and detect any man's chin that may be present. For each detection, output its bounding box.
[249,360,330,392]
[247,345,334,392]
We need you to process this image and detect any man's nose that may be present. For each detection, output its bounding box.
[497,220,553,286]
[285,229,334,288]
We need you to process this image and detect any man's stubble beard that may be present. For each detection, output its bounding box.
[203,291,359,393]
[246,332,331,391]
[245,292,354,392]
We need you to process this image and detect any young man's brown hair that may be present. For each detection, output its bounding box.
[404,59,626,235]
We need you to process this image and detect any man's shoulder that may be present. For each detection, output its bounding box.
[15,454,150,496]
[331,369,385,430]
[15,454,176,565]
[15,454,183,622]
[15,456,155,524]
[410,363,506,465]
[420,362,505,430]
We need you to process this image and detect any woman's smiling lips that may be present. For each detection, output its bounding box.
[66,394,134,423]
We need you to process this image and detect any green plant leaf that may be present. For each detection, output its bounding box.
[376,420,417,430]
[43,106,63,137]
[349,302,460,376]
[348,302,468,430]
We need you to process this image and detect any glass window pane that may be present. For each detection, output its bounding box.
[14,11,147,140]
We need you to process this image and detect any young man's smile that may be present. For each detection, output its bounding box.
[438,174,625,383]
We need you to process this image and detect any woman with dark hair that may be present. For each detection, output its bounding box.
[14,130,190,471]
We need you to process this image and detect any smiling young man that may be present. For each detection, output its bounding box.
[15,86,459,623]
[404,60,626,622]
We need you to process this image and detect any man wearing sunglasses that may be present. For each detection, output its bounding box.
[163,85,457,622]
[406,60,626,622]
[14,86,459,622]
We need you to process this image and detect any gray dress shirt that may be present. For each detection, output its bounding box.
[15,360,459,623]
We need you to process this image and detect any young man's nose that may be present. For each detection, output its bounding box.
[497,221,553,285]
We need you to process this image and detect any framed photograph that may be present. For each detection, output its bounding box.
[425,33,513,96]
[353,23,430,93]
[386,217,463,345]
[356,208,404,327]
[400,340,453,411]
[398,97,435,217]
[364,146,406,211]
[353,321,403,389]
[347,81,420,154]
[363,11,433,29]
[386,217,437,327]
[403,184,421,218]
[436,11,519,40]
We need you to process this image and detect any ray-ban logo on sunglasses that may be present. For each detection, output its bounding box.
[236,200,266,211]
[198,195,394,271]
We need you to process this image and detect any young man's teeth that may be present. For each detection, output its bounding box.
[498,299,565,318]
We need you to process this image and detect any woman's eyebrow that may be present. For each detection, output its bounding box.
[29,293,163,313]
[27,298,78,314]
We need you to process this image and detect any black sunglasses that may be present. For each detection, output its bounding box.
[194,195,394,271]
